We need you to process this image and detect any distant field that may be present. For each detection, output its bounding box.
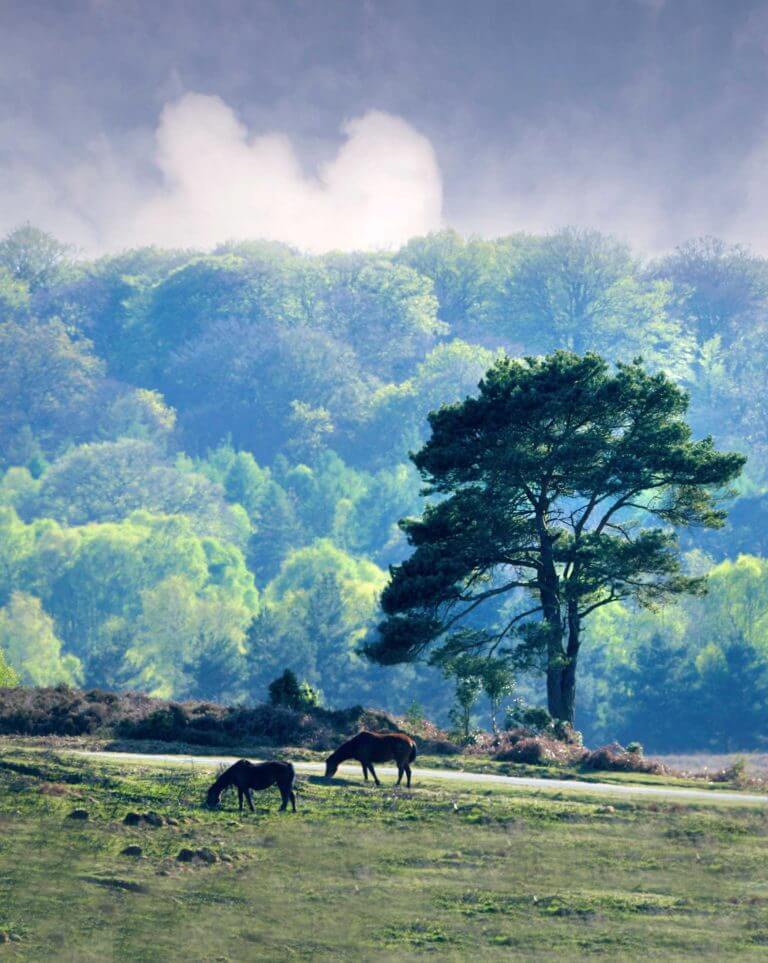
[651,753,768,776]
[0,746,767,961]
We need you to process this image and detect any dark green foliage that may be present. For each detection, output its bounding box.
[505,704,554,734]
[268,669,321,711]
[370,352,744,723]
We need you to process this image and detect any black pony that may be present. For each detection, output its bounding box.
[206,759,297,812]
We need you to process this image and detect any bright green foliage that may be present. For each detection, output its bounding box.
[367,340,502,462]
[0,266,30,318]
[34,439,249,545]
[0,591,81,685]
[0,509,257,696]
[484,228,693,377]
[99,389,176,445]
[252,540,387,704]
[395,230,498,334]
[1,218,768,744]
[0,644,20,686]
[577,553,768,749]
[371,352,744,723]
[123,574,251,699]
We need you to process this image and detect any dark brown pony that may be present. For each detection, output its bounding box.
[206,760,296,812]
[325,731,417,787]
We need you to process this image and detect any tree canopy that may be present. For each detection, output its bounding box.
[0,222,766,747]
[368,352,744,722]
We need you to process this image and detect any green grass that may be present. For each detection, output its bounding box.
[0,747,767,961]
[7,734,753,793]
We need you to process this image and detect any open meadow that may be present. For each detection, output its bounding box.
[0,744,767,962]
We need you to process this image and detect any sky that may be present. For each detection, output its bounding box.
[2,0,768,255]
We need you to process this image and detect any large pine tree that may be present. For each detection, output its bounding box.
[366,352,745,723]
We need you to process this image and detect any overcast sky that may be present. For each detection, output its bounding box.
[2,0,768,254]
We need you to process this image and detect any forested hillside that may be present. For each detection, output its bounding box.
[1,224,767,750]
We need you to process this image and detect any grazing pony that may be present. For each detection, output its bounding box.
[325,731,417,787]
[206,760,296,812]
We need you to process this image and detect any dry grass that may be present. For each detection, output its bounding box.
[651,753,768,776]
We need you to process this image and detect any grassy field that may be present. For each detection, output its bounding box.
[7,733,761,793]
[0,745,767,961]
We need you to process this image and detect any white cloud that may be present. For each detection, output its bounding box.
[126,94,443,252]
[0,93,443,255]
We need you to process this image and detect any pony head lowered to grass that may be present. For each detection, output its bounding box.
[206,759,296,812]
[324,731,416,787]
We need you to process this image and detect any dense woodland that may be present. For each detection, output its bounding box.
[0,224,767,751]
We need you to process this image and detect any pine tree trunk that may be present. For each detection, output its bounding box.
[537,522,579,725]
[546,662,576,724]
[545,607,579,724]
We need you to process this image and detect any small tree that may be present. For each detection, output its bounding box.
[479,660,516,734]
[443,655,483,743]
[268,669,321,711]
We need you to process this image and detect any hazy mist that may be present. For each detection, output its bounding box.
[3,0,768,253]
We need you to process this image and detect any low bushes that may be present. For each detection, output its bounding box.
[580,742,666,774]
[0,684,423,751]
[490,729,586,765]
[483,728,663,771]
[0,686,667,775]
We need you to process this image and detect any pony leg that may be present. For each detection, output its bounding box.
[405,765,412,788]
[361,762,369,781]
[368,763,381,786]
[290,790,297,812]
[237,788,244,812]
[396,766,404,786]
[279,790,288,812]
[245,788,255,812]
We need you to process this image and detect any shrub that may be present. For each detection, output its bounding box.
[712,756,749,786]
[581,743,664,774]
[626,741,644,756]
[268,670,322,711]
[505,703,554,734]
[0,684,450,753]
[504,702,584,746]
[495,735,585,765]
